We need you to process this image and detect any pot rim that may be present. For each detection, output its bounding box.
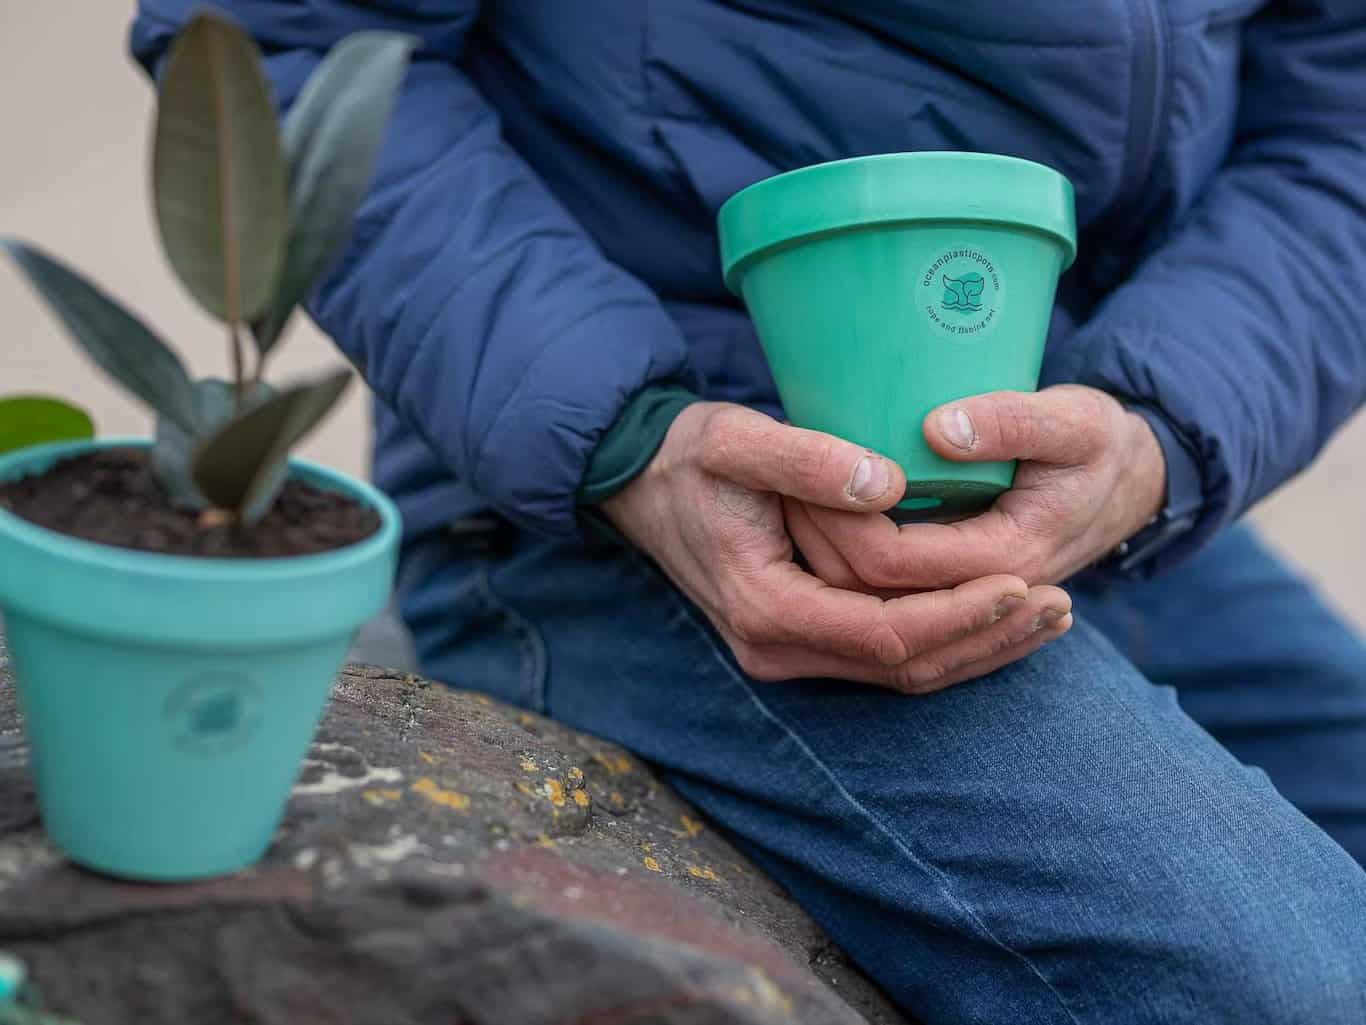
[0,437,400,584]
[718,151,1077,294]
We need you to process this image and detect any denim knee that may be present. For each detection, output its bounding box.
[1167,876,1366,1022]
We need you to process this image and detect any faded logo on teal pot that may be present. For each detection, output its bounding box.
[918,246,1003,339]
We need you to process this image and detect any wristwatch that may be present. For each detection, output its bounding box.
[1103,403,1202,577]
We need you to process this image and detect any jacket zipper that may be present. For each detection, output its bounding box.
[1116,0,1168,214]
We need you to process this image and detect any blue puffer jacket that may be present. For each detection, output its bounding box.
[132,1,1366,572]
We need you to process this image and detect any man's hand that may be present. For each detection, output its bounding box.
[600,402,1073,692]
[785,386,1167,593]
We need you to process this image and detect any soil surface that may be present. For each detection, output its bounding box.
[0,448,379,558]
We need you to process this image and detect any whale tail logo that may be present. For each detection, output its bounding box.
[942,272,985,312]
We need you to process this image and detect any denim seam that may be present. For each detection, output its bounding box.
[617,543,1083,1025]
[474,561,549,715]
[728,676,1082,1025]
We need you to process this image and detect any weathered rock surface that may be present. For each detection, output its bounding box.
[0,639,911,1025]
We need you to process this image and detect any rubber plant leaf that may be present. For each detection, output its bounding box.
[153,10,288,323]
[153,378,275,508]
[1,239,197,432]
[0,396,95,455]
[191,368,352,524]
[252,32,415,354]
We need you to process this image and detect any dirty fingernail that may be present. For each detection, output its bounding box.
[1033,608,1068,631]
[992,593,1027,622]
[939,407,976,450]
[848,453,890,502]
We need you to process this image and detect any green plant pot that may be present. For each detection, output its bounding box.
[719,152,1077,519]
[0,438,400,881]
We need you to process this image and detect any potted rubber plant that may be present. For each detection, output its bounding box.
[0,11,413,880]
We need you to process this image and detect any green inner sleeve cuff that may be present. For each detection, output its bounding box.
[577,384,701,505]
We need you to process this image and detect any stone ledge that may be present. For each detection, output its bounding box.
[0,641,911,1025]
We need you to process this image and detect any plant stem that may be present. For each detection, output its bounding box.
[229,320,244,408]
[198,507,237,530]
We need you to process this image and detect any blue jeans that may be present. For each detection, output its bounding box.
[398,522,1366,1023]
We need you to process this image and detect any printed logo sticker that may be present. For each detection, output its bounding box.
[164,671,264,756]
[918,247,1002,339]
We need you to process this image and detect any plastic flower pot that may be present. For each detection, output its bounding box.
[719,152,1077,519]
[0,438,400,881]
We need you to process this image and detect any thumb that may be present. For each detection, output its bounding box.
[924,386,1109,466]
[697,404,906,511]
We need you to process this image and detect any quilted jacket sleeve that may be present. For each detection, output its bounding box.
[1044,0,1366,573]
[131,1,693,537]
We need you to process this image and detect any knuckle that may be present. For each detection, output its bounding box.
[782,433,834,490]
[904,589,972,646]
[897,656,950,693]
[698,409,739,471]
[1070,389,1121,452]
[995,396,1039,451]
[1085,388,1118,426]
[836,527,909,590]
[861,545,908,589]
[855,619,904,666]
[1080,393,1114,437]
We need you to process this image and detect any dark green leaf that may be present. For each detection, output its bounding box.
[2,239,198,431]
[192,368,351,524]
[153,10,289,323]
[152,378,275,508]
[0,396,95,455]
[252,32,415,354]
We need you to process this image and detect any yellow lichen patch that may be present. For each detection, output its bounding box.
[681,815,704,838]
[472,694,491,706]
[362,788,402,806]
[515,782,539,799]
[534,834,557,849]
[572,789,590,808]
[517,712,537,727]
[567,766,584,784]
[519,758,538,773]
[410,776,471,811]
[609,791,626,809]
[417,751,438,765]
[642,856,662,873]
[544,778,566,807]
[591,751,633,775]
[687,864,720,882]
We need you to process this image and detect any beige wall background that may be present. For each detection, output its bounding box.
[4,3,1366,630]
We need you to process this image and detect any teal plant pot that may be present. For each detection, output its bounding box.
[0,439,400,881]
[719,152,1076,519]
